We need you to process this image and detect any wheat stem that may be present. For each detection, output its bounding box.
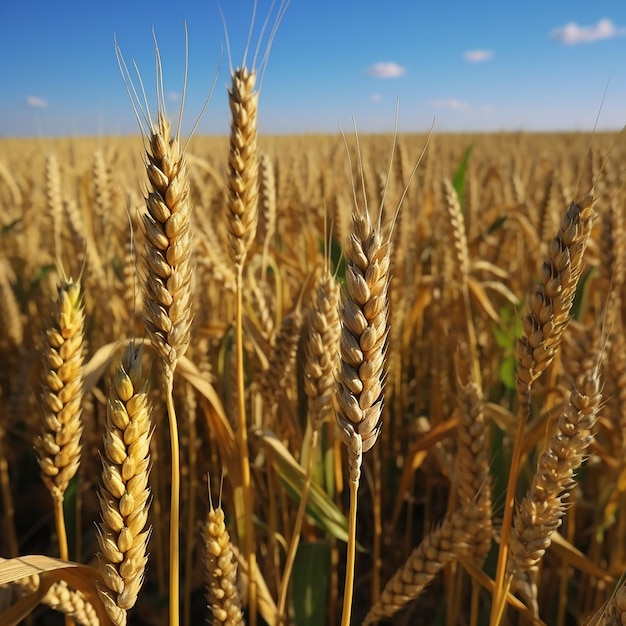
[235,265,256,624]
[340,478,359,626]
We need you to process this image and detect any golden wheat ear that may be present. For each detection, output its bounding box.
[362,508,472,625]
[35,277,85,565]
[203,481,245,626]
[507,360,603,615]
[96,341,152,626]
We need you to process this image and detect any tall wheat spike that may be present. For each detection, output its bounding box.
[117,32,195,626]
[336,201,391,626]
[142,111,193,379]
[225,59,260,625]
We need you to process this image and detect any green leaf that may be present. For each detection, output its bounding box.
[499,356,517,391]
[487,215,507,234]
[292,541,330,626]
[259,430,353,544]
[330,238,346,286]
[30,264,56,290]
[1,218,22,237]
[452,145,473,213]
[63,473,79,561]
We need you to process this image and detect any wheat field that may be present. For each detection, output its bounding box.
[1,52,626,626]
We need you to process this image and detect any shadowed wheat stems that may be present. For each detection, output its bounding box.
[276,266,340,623]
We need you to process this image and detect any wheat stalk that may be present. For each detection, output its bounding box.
[277,270,341,622]
[141,107,193,626]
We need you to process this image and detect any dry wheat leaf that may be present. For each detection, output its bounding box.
[550,532,614,581]
[232,544,276,626]
[0,556,112,626]
[468,275,501,324]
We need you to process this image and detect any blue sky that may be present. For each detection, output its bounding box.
[2,1,626,136]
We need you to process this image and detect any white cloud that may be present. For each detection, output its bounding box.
[429,98,470,111]
[167,91,181,102]
[367,62,406,79]
[550,18,626,44]
[26,96,48,108]
[480,104,494,114]
[370,92,382,102]
[464,49,493,63]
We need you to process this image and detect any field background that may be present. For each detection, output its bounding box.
[0,129,624,625]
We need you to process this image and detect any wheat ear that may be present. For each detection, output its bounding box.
[95,341,152,626]
[227,67,259,268]
[507,364,602,615]
[491,196,597,625]
[362,509,472,625]
[35,278,85,564]
[336,205,391,626]
[455,376,493,626]
[203,486,245,626]
[143,111,193,376]
[13,577,99,626]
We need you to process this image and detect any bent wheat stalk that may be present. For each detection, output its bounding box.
[507,363,602,615]
[491,196,597,626]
